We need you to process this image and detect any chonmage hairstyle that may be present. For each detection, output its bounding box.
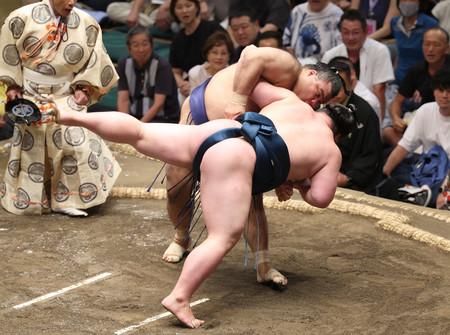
[320,103,358,137]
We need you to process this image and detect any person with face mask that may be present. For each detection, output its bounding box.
[390,0,438,84]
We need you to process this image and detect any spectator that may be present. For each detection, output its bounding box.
[322,9,395,119]
[328,58,383,194]
[432,0,450,38]
[383,66,450,208]
[228,7,261,63]
[382,27,450,146]
[283,0,343,65]
[188,31,234,90]
[169,0,225,100]
[329,56,382,126]
[155,0,230,31]
[391,0,438,85]
[350,0,400,40]
[256,30,283,48]
[107,0,158,28]
[229,0,290,34]
[117,27,180,123]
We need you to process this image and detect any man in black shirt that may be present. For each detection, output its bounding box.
[328,57,383,194]
[382,27,450,146]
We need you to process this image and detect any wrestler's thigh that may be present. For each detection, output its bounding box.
[199,139,256,238]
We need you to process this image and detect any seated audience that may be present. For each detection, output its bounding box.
[256,30,283,48]
[283,0,343,65]
[169,0,225,100]
[322,9,394,119]
[229,0,290,34]
[382,27,450,146]
[228,7,261,63]
[329,56,382,127]
[117,27,180,123]
[155,0,230,31]
[328,58,383,194]
[383,67,450,208]
[350,0,399,40]
[391,0,438,85]
[188,31,234,90]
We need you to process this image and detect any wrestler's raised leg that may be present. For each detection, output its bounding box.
[163,99,194,263]
[162,139,255,328]
[56,107,239,168]
[244,195,288,289]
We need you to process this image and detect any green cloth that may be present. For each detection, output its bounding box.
[98,27,172,110]
[103,28,172,62]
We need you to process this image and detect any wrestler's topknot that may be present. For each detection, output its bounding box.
[321,103,357,137]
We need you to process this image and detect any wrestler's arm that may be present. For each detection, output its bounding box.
[226,46,301,118]
[234,46,301,93]
[249,81,296,109]
[297,155,341,208]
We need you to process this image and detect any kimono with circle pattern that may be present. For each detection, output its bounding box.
[0,0,121,215]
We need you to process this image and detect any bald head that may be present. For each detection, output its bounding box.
[423,27,450,65]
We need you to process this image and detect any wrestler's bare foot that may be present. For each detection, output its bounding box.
[162,294,205,328]
[257,260,288,291]
[162,236,191,263]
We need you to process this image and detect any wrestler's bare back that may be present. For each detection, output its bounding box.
[260,97,341,183]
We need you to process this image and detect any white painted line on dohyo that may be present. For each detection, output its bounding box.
[13,272,112,310]
[114,298,210,335]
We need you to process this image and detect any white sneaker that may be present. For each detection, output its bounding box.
[398,184,432,207]
[51,207,88,217]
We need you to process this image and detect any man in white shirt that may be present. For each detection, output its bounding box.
[322,9,394,119]
[383,67,450,208]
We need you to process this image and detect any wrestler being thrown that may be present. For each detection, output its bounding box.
[54,81,356,328]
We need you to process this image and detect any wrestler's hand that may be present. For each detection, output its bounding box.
[6,85,22,100]
[275,181,294,202]
[0,115,6,128]
[74,88,90,106]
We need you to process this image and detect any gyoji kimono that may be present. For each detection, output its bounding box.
[0,0,121,215]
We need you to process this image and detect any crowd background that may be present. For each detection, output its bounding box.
[1,0,449,211]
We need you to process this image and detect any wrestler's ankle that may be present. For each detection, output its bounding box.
[174,230,190,247]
